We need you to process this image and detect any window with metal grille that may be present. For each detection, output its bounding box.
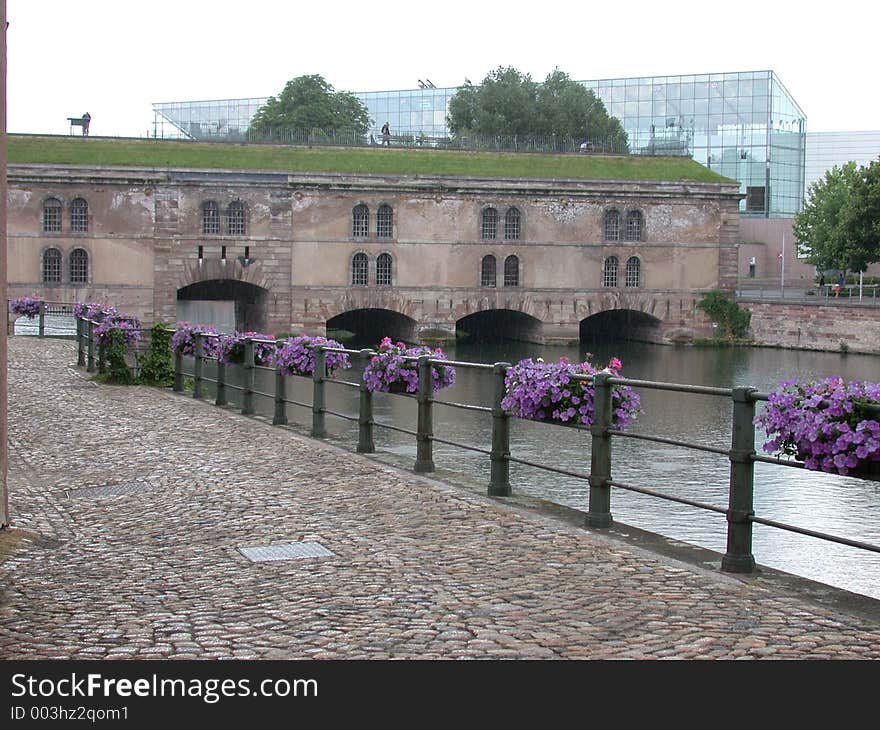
[625,210,643,242]
[480,255,496,287]
[377,253,393,285]
[481,208,498,240]
[42,248,62,283]
[603,210,620,241]
[353,204,369,238]
[202,201,220,235]
[70,198,88,233]
[70,248,89,284]
[503,255,519,287]
[625,256,640,287]
[352,252,368,285]
[603,256,619,287]
[227,201,246,235]
[504,208,521,240]
[377,204,393,238]
[43,198,62,233]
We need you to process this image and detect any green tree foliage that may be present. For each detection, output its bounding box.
[137,323,174,387]
[839,159,880,273]
[97,330,135,385]
[793,161,860,271]
[697,291,751,340]
[447,66,628,151]
[249,75,371,137]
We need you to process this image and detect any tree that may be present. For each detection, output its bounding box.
[447,66,628,151]
[839,158,880,273]
[793,161,860,272]
[249,75,371,138]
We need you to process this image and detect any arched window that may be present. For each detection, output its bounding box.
[42,248,62,283]
[352,204,369,238]
[43,198,62,233]
[480,255,497,287]
[227,201,246,236]
[376,253,393,285]
[504,207,521,240]
[625,210,643,242]
[481,207,498,240]
[70,198,88,233]
[603,256,619,288]
[202,201,220,235]
[503,255,519,287]
[603,209,620,242]
[377,204,393,238]
[351,252,368,286]
[625,256,641,287]
[70,248,89,284]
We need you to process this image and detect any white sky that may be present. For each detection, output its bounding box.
[6,0,879,137]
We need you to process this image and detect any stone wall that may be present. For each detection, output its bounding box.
[746,300,880,354]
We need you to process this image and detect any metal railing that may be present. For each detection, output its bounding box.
[115,326,880,578]
[8,300,77,337]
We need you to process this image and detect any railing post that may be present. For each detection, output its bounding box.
[86,320,96,373]
[193,333,204,399]
[311,347,327,438]
[273,366,287,426]
[173,347,183,392]
[76,317,85,367]
[722,386,758,573]
[357,349,375,453]
[414,355,434,473]
[242,338,255,416]
[38,301,45,338]
[587,372,613,528]
[488,362,511,496]
[97,333,106,374]
[215,353,227,406]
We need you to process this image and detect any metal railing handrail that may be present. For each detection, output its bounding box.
[74,319,880,577]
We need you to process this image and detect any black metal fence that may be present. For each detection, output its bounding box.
[73,322,880,579]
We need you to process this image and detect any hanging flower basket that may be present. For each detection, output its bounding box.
[9,296,43,318]
[171,322,220,359]
[501,355,641,429]
[268,335,352,377]
[217,331,276,366]
[363,337,456,394]
[755,377,880,479]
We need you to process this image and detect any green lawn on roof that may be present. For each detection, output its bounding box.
[8,134,731,183]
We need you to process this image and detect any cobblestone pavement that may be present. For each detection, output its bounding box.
[2,337,880,660]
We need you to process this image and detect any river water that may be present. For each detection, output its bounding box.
[199,338,880,600]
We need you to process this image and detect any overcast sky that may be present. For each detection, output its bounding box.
[6,0,879,138]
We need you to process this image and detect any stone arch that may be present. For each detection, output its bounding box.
[456,308,543,344]
[580,307,663,344]
[326,308,417,346]
[177,279,269,335]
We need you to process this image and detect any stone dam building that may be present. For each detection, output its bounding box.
[7,158,744,345]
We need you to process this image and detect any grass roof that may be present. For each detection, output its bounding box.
[7,134,732,184]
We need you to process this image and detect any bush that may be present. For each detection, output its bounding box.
[697,291,751,339]
[138,323,175,386]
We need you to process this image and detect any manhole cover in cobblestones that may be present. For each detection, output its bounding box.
[67,481,156,499]
[238,542,335,562]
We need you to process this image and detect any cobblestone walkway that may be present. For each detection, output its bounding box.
[2,338,880,659]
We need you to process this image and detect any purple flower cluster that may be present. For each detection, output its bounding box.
[74,302,117,323]
[9,296,43,318]
[268,335,352,377]
[362,337,456,394]
[501,355,641,429]
[93,311,142,349]
[217,331,276,366]
[755,377,880,476]
[170,322,220,358]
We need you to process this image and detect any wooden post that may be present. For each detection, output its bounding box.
[242,338,255,415]
[357,348,375,453]
[414,355,434,473]
[488,362,511,496]
[311,347,326,438]
[722,387,757,573]
[587,373,613,528]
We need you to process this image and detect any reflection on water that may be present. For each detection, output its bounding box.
[196,339,880,600]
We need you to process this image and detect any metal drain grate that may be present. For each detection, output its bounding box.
[67,481,156,499]
[238,542,335,562]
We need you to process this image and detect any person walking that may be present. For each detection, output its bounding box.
[381,122,391,147]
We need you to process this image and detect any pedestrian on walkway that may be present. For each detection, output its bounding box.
[381,122,391,147]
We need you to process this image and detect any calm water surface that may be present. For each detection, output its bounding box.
[205,339,880,600]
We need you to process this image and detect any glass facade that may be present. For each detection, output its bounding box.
[152,70,807,217]
[804,130,880,189]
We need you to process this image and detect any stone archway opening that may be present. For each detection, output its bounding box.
[326,308,417,348]
[177,280,268,335]
[580,309,663,345]
[456,309,543,344]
